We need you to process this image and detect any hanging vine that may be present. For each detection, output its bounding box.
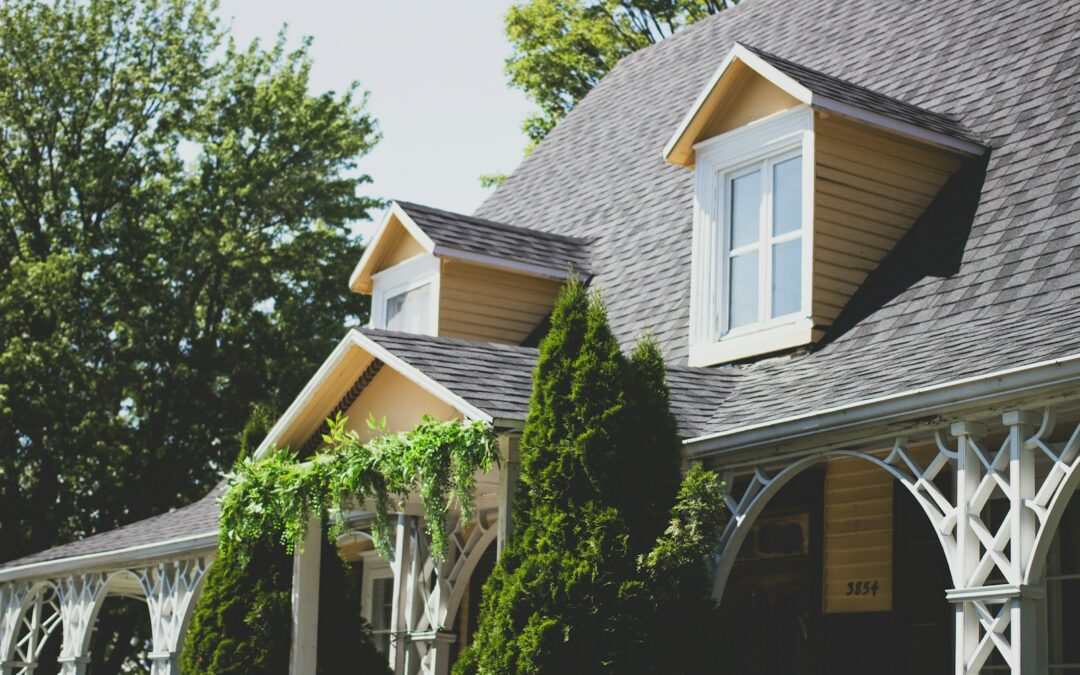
[218,413,499,562]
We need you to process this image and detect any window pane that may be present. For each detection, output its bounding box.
[772,156,802,236]
[730,170,761,249]
[771,238,802,318]
[385,283,431,333]
[371,577,394,655]
[728,252,758,330]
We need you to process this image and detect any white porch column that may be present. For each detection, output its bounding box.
[56,574,106,675]
[497,433,521,557]
[411,631,456,675]
[952,420,985,675]
[139,558,210,675]
[1005,410,1042,675]
[948,412,1047,675]
[289,518,322,675]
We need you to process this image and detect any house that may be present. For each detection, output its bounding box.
[2,0,1079,672]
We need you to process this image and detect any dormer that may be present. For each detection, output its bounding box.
[349,201,590,344]
[665,44,985,367]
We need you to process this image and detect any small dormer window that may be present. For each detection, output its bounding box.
[370,254,439,335]
[689,106,814,365]
[385,282,432,333]
[723,151,803,333]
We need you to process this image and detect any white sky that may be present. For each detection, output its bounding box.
[216,0,533,241]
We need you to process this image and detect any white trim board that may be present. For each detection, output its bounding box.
[0,531,218,582]
[684,351,1080,461]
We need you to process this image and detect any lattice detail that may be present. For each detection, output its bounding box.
[0,583,33,666]
[136,557,210,675]
[55,573,106,674]
[390,512,496,675]
[4,584,62,675]
[968,598,1014,672]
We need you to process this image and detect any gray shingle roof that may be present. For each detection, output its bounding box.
[360,328,736,437]
[362,328,538,422]
[475,0,1080,436]
[396,201,592,275]
[0,484,222,571]
[738,43,983,146]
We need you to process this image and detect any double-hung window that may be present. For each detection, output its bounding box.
[689,106,813,366]
[724,152,803,333]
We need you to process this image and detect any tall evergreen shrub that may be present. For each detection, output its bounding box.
[182,529,390,674]
[455,281,726,675]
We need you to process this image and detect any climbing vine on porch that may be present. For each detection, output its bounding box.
[218,414,499,562]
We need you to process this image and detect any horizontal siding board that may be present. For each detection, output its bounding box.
[438,262,561,344]
[824,457,893,613]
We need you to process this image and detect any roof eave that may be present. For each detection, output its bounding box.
[433,245,587,281]
[253,330,496,460]
[684,352,1080,463]
[0,531,218,583]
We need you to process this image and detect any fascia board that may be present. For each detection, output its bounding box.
[0,532,218,582]
[684,352,1080,460]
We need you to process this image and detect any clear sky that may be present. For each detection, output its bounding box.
[215,0,533,240]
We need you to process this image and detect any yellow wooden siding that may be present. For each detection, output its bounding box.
[701,65,800,140]
[812,113,965,328]
[344,367,460,444]
[823,456,893,613]
[380,221,428,269]
[438,260,563,344]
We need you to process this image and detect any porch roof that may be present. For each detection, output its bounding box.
[0,483,222,578]
[0,331,738,578]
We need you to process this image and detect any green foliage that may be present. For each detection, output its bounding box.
[0,0,378,563]
[505,0,734,144]
[316,535,392,675]
[455,281,727,675]
[181,538,292,674]
[479,173,508,188]
[182,530,389,674]
[218,416,499,564]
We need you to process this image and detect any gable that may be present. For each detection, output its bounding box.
[694,63,801,158]
[343,367,459,444]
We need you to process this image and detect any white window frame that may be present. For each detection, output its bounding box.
[689,105,815,367]
[370,253,440,335]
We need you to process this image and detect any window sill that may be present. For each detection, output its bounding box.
[689,317,815,367]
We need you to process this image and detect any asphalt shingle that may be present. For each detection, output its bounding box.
[397,201,592,275]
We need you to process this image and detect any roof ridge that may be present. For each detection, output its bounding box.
[396,200,593,246]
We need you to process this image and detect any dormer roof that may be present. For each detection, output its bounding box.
[349,200,591,293]
[664,42,985,167]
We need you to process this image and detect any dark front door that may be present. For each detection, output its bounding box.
[721,470,824,675]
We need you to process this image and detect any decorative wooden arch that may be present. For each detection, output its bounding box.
[709,406,1080,675]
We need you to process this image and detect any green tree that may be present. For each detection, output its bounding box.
[0,0,377,666]
[182,532,389,674]
[505,0,734,146]
[0,0,376,565]
[454,281,726,674]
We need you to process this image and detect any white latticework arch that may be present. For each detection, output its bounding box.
[710,406,1080,675]
[0,583,63,675]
